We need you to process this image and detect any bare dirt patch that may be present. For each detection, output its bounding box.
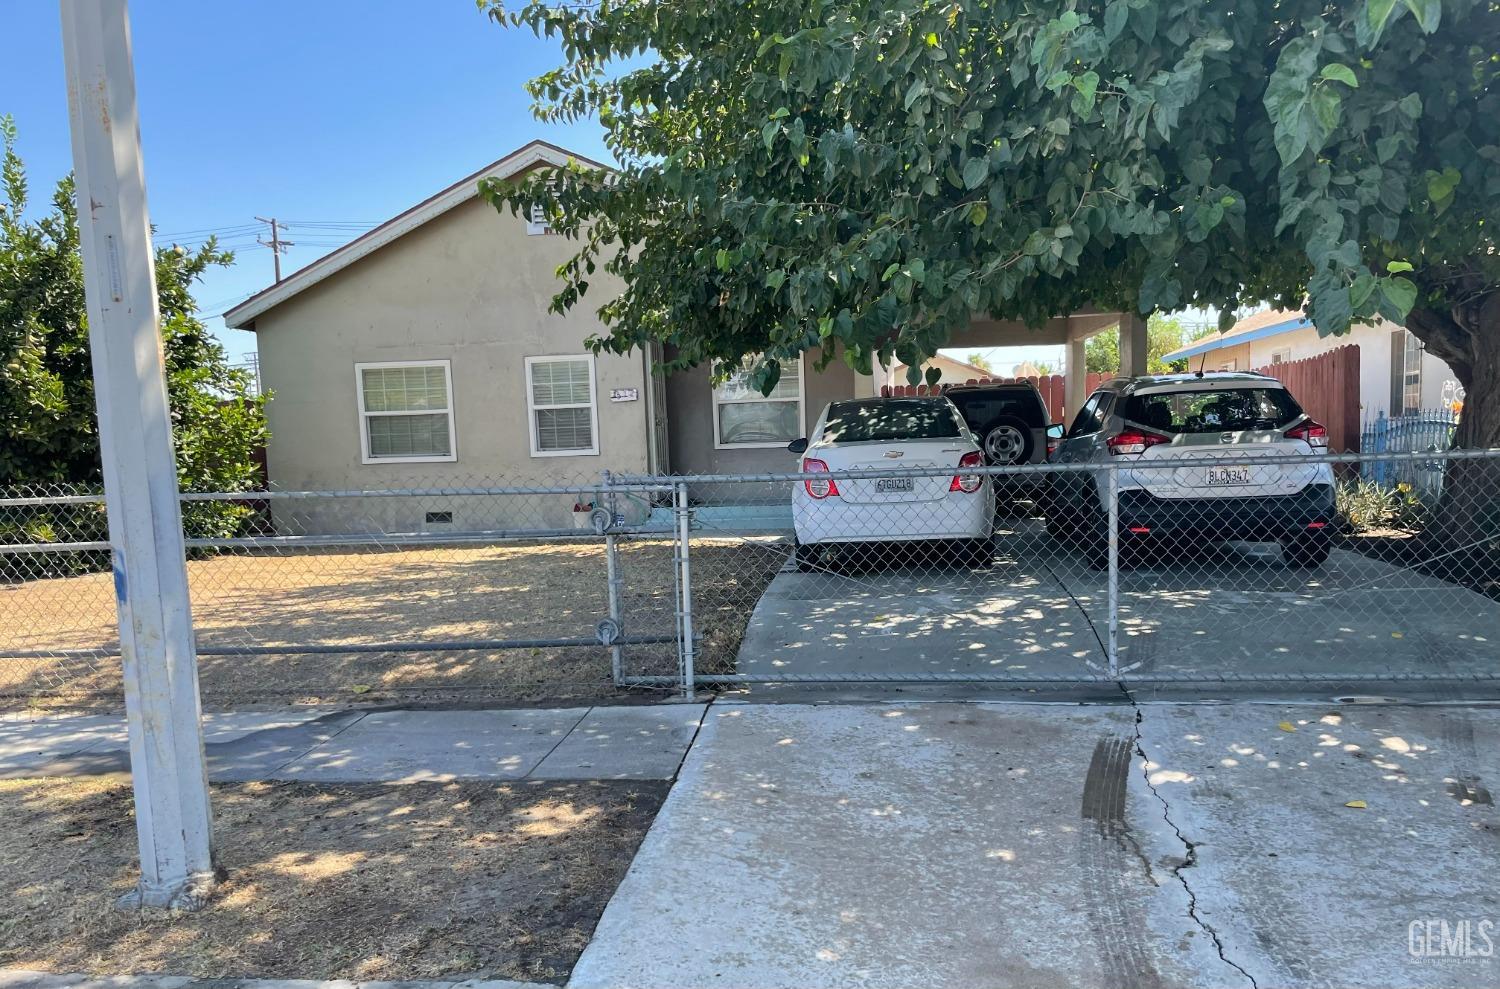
[1,537,782,711]
[0,776,667,983]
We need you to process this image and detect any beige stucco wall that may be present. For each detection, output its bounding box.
[665,346,856,478]
[252,196,649,532]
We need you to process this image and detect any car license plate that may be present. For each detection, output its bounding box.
[1205,465,1253,486]
[876,477,914,493]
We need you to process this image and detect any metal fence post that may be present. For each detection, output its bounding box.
[601,471,624,686]
[1106,464,1120,680]
[673,481,696,698]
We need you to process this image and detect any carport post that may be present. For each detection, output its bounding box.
[60,0,216,909]
[1105,466,1120,679]
[1065,337,1088,422]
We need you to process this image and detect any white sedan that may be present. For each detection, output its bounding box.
[788,397,994,571]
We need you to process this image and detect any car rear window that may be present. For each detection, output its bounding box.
[821,399,963,442]
[947,390,1049,429]
[1122,387,1304,434]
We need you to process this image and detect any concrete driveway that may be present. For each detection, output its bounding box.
[569,700,1500,989]
[734,520,1500,696]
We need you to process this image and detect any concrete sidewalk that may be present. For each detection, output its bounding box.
[0,704,706,783]
[570,700,1500,988]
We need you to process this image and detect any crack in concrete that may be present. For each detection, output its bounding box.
[1117,683,1259,989]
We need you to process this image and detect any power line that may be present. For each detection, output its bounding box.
[155,221,261,239]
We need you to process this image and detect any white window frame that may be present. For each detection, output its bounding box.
[1270,348,1292,365]
[354,359,458,465]
[711,356,807,450]
[525,354,601,458]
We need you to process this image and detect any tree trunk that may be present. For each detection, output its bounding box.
[1403,299,1500,593]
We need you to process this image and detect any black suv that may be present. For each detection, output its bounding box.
[945,382,1055,503]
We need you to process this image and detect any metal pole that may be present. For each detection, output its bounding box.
[61,0,216,911]
[1105,465,1120,680]
[674,481,696,698]
[602,471,624,685]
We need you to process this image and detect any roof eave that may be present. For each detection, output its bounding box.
[223,140,609,330]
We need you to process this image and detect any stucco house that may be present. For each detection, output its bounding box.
[225,140,1137,529]
[885,354,996,389]
[1163,309,1465,420]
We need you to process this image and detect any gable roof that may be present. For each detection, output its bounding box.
[1161,308,1311,362]
[893,354,996,378]
[223,140,610,330]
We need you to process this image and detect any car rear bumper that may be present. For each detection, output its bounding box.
[1117,484,1335,539]
[794,492,992,545]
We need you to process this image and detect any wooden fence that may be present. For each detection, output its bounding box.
[881,372,1112,424]
[880,346,1361,451]
[1252,345,1361,453]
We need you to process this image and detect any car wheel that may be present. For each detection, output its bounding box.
[793,540,820,573]
[983,415,1035,466]
[1281,533,1331,568]
[1044,499,1072,541]
[959,537,994,569]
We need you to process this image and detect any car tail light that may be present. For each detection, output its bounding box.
[803,458,839,499]
[950,451,984,493]
[1106,430,1170,456]
[1285,419,1328,450]
[1046,437,1059,458]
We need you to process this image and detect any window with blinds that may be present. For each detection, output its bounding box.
[355,361,456,463]
[525,355,600,456]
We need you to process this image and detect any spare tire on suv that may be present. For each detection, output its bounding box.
[982,414,1036,465]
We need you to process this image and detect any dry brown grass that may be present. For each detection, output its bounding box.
[0,776,667,983]
[1,537,783,711]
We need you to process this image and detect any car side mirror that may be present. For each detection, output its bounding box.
[1047,424,1064,440]
[787,437,809,455]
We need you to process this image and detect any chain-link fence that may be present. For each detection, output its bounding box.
[3,449,1498,710]
[0,474,700,709]
[664,448,1500,691]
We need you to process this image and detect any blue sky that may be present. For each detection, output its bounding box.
[3,2,1070,372]
[3,1,612,364]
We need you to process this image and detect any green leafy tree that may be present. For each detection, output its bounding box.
[1084,314,1189,374]
[963,351,993,373]
[483,0,1498,453]
[0,117,266,546]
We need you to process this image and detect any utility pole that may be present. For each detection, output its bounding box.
[255,216,293,282]
[60,0,217,911]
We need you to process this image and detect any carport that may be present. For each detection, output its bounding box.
[943,310,1149,417]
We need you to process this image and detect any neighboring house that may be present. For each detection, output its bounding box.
[1162,309,1464,419]
[885,353,994,388]
[1010,360,1055,378]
